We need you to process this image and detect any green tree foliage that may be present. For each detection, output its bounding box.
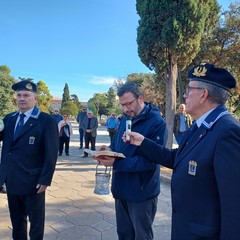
[106,87,123,116]
[192,2,240,116]
[62,83,70,105]
[88,93,108,119]
[61,101,78,117]
[71,94,82,110]
[136,0,220,147]
[127,73,166,114]
[0,69,17,117]
[36,80,53,113]
[0,65,11,74]
[113,77,124,92]
[106,87,117,112]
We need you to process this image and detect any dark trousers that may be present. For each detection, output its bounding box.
[79,128,84,147]
[59,136,70,154]
[7,192,45,240]
[115,197,158,240]
[108,128,117,144]
[84,132,96,156]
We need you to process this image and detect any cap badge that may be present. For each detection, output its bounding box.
[192,65,207,77]
[26,83,33,90]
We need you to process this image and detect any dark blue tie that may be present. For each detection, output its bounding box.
[14,113,25,139]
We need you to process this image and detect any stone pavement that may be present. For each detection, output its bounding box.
[0,122,172,240]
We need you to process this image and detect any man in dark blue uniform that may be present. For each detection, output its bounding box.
[0,80,58,240]
[124,63,240,240]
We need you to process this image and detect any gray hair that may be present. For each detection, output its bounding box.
[197,82,231,105]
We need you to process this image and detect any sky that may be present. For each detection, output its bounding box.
[0,0,235,102]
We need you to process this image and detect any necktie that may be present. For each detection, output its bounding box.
[187,123,198,141]
[14,113,25,139]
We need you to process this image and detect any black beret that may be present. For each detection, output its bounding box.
[188,63,236,91]
[12,80,37,93]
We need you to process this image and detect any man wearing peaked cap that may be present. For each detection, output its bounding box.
[12,80,37,93]
[0,79,58,239]
[188,62,236,91]
[122,63,240,239]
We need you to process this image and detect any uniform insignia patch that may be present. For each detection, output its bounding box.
[29,136,35,144]
[188,160,197,176]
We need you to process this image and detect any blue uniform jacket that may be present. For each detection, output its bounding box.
[110,103,167,202]
[0,106,59,195]
[138,105,240,239]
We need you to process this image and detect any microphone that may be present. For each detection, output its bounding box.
[125,118,132,144]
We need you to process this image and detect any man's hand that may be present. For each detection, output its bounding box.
[97,156,115,167]
[36,184,48,194]
[122,131,145,146]
[96,145,111,151]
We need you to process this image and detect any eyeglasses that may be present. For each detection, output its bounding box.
[63,115,68,118]
[119,98,136,108]
[184,86,205,96]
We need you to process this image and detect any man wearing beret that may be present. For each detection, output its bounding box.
[124,63,240,239]
[0,80,59,240]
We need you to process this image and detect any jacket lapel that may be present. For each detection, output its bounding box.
[174,105,230,168]
[174,126,207,167]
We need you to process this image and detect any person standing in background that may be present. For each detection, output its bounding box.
[82,110,98,158]
[106,112,119,144]
[173,103,192,144]
[58,113,73,156]
[51,108,63,124]
[76,106,87,149]
[95,83,167,240]
[0,80,58,240]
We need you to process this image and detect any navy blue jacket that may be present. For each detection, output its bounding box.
[0,106,59,195]
[110,103,167,202]
[138,105,240,239]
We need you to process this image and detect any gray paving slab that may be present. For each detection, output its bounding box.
[0,122,172,240]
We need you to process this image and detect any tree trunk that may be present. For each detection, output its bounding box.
[165,62,177,149]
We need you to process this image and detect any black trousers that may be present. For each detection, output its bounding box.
[84,132,96,156]
[7,192,45,240]
[108,128,117,144]
[59,136,70,154]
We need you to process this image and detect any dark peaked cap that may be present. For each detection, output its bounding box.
[188,63,236,91]
[12,80,37,93]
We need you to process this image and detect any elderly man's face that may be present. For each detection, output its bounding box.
[184,81,205,119]
[16,91,37,112]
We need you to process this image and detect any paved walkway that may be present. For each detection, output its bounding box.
[0,122,172,240]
